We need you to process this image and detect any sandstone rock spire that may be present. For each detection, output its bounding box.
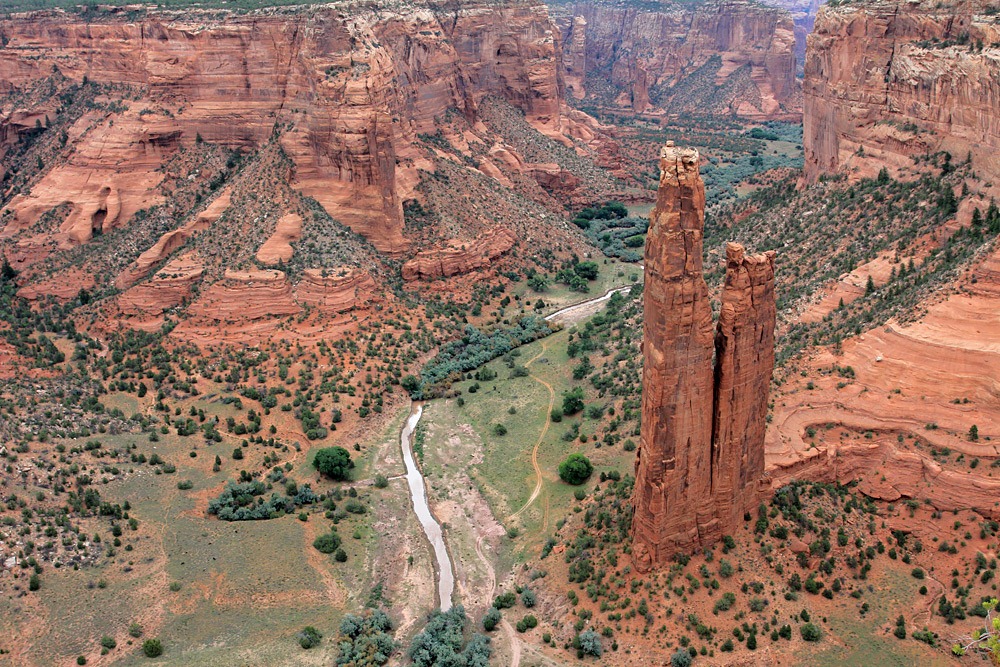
[711,243,777,533]
[631,143,776,571]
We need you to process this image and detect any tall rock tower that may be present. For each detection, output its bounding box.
[631,142,776,571]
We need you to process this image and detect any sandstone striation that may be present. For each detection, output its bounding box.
[555,0,799,119]
[294,268,378,315]
[0,2,592,255]
[401,226,517,281]
[188,269,299,324]
[804,0,1000,182]
[116,253,205,317]
[771,438,1000,522]
[712,243,776,532]
[632,143,776,570]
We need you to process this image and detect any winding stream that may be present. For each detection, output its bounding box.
[400,402,454,612]
[399,275,643,613]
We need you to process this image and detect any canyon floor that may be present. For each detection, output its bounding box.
[1,95,998,667]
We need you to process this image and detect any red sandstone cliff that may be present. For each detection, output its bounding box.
[402,226,517,281]
[804,0,1000,182]
[632,143,776,570]
[554,0,799,119]
[0,2,586,255]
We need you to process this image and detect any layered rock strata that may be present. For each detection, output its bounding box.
[711,244,777,532]
[804,0,1000,182]
[401,226,517,281]
[555,0,798,118]
[295,268,378,315]
[0,2,584,254]
[632,143,776,570]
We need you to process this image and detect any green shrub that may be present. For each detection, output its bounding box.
[142,639,163,657]
[494,591,517,609]
[313,447,353,480]
[713,592,736,613]
[297,626,322,649]
[338,610,394,665]
[562,387,585,415]
[483,607,502,632]
[409,606,489,666]
[313,532,341,554]
[577,629,603,657]
[558,454,593,485]
[800,623,822,642]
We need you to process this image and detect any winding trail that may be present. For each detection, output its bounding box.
[913,573,946,628]
[475,520,520,667]
[507,339,554,523]
[507,279,640,523]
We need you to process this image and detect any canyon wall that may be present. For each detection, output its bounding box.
[803,0,1000,182]
[0,1,576,254]
[553,0,799,118]
[632,143,776,570]
[757,0,822,64]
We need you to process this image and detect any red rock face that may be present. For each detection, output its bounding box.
[711,243,776,533]
[563,16,588,100]
[402,226,517,281]
[632,144,717,568]
[803,0,1000,182]
[0,3,572,254]
[555,0,799,119]
[632,144,776,571]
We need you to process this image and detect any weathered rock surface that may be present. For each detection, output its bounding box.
[3,114,165,249]
[0,2,586,254]
[766,238,1000,520]
[114,189,231,290]
[771,438,1000,521]
[563,16,588,100]
[402,226,517,281]
[756,0,821,62]
[256,213,302,266]
[632,143,717,569]
[632,143,776,570]
[804,0,1000,182]
[711,243,776,532]
[16,267,94,302]
[554,0,799,118]
[116,253,205,317]
[188,269,299,324]
[295,268,378,315]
